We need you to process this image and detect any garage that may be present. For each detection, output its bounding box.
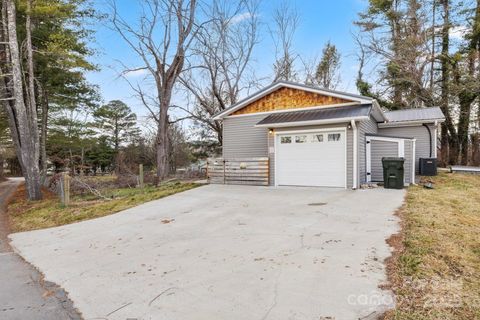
[275,129,346,187]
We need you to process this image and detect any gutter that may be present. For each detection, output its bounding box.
[351,120,358,189]
[255,116,369,128]
[378,119,445,128]
[412,139,417,184]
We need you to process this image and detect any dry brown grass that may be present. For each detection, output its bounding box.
[383,173,480,320]
[7,182,199,232]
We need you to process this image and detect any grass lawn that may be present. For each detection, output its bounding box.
[8,181,200,232]
[384,172,480,319]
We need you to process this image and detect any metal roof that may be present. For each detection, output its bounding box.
[256,104,372,126]
[384,107,445,123]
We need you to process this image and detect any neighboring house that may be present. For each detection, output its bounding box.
[213,81,445,189]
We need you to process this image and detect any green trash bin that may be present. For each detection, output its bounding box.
[382,157,405,189]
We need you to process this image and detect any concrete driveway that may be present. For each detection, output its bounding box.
[10,185,404,320]
[1,178,81,320]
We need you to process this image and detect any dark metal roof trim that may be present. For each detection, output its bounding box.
[256,104,372,126]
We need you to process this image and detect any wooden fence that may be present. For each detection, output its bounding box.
[207,158,269,186]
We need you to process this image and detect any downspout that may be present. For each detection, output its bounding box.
[412,139,417,184]
[422,123,433,158]
[351,120,358,189]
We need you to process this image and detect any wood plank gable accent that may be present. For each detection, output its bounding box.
[232,87,354,116]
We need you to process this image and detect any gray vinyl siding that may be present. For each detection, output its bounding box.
[378,124,436,174]
[357,116,378,185]
[369,139,413,185]
[222,114,269,158]
[370,140,398,182]
[404,140,413,184]
[268,123,353,188]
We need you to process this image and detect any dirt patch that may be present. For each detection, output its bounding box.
[8,181,199,232]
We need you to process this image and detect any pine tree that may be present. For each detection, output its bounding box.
[93,100,141,153]
[314,41,341,89]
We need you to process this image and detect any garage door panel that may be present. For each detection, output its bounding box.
[276,131,346,187]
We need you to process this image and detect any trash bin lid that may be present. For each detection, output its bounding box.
[382,157,405,162]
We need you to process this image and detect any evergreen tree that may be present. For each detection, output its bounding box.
[93,100,141,152]
[314,41,341,89]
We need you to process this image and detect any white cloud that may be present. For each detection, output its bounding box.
[125,68,148,78]
[450,26,468,40]
[229,12,253,25]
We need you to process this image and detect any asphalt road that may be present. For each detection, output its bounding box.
[0,178,82,320]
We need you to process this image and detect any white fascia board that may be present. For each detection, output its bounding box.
[378,119,446,128]
[279,82,372,104]
[213,82,372,120]
[213,83,283,120]
[366,136,414,143]
[372,100,388,122]
[255,116,369,128]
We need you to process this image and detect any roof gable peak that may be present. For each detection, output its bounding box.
[213,81,374,120]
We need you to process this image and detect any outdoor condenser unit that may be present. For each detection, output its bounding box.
[419,158,437,176]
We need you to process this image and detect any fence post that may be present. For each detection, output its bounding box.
[139,164,144,188]
[223,159,226,184]
[61,172,71,207]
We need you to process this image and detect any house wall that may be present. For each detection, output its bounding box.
[378,124,436,174]
[357,116,378,185]
[268,123,353,188]
[221,113,428,188]
[370,140,398,181]
[369,138,414,185]
[222,114,269,158]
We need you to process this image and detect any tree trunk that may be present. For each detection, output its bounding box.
[457,95,473,165]
[156,94,170,180]
[457,0,479,165]
[471,133,480,166]
[439,0,459,165]
[430,0,436,93]
[391,0,404,108]
[5,0,42,200]
[40,88,49,182]
[0,152,4,180]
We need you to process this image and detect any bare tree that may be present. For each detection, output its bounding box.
[270,1,299,82]
[110,0,198,180]
[300,55,318,86]
[1,0,42,200]
[177,0,260,144]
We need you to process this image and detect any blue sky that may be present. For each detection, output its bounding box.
[86,0,369,122]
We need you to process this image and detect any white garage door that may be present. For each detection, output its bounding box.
[276,130,346,187]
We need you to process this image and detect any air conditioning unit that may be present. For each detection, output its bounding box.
[419,158,437,176]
